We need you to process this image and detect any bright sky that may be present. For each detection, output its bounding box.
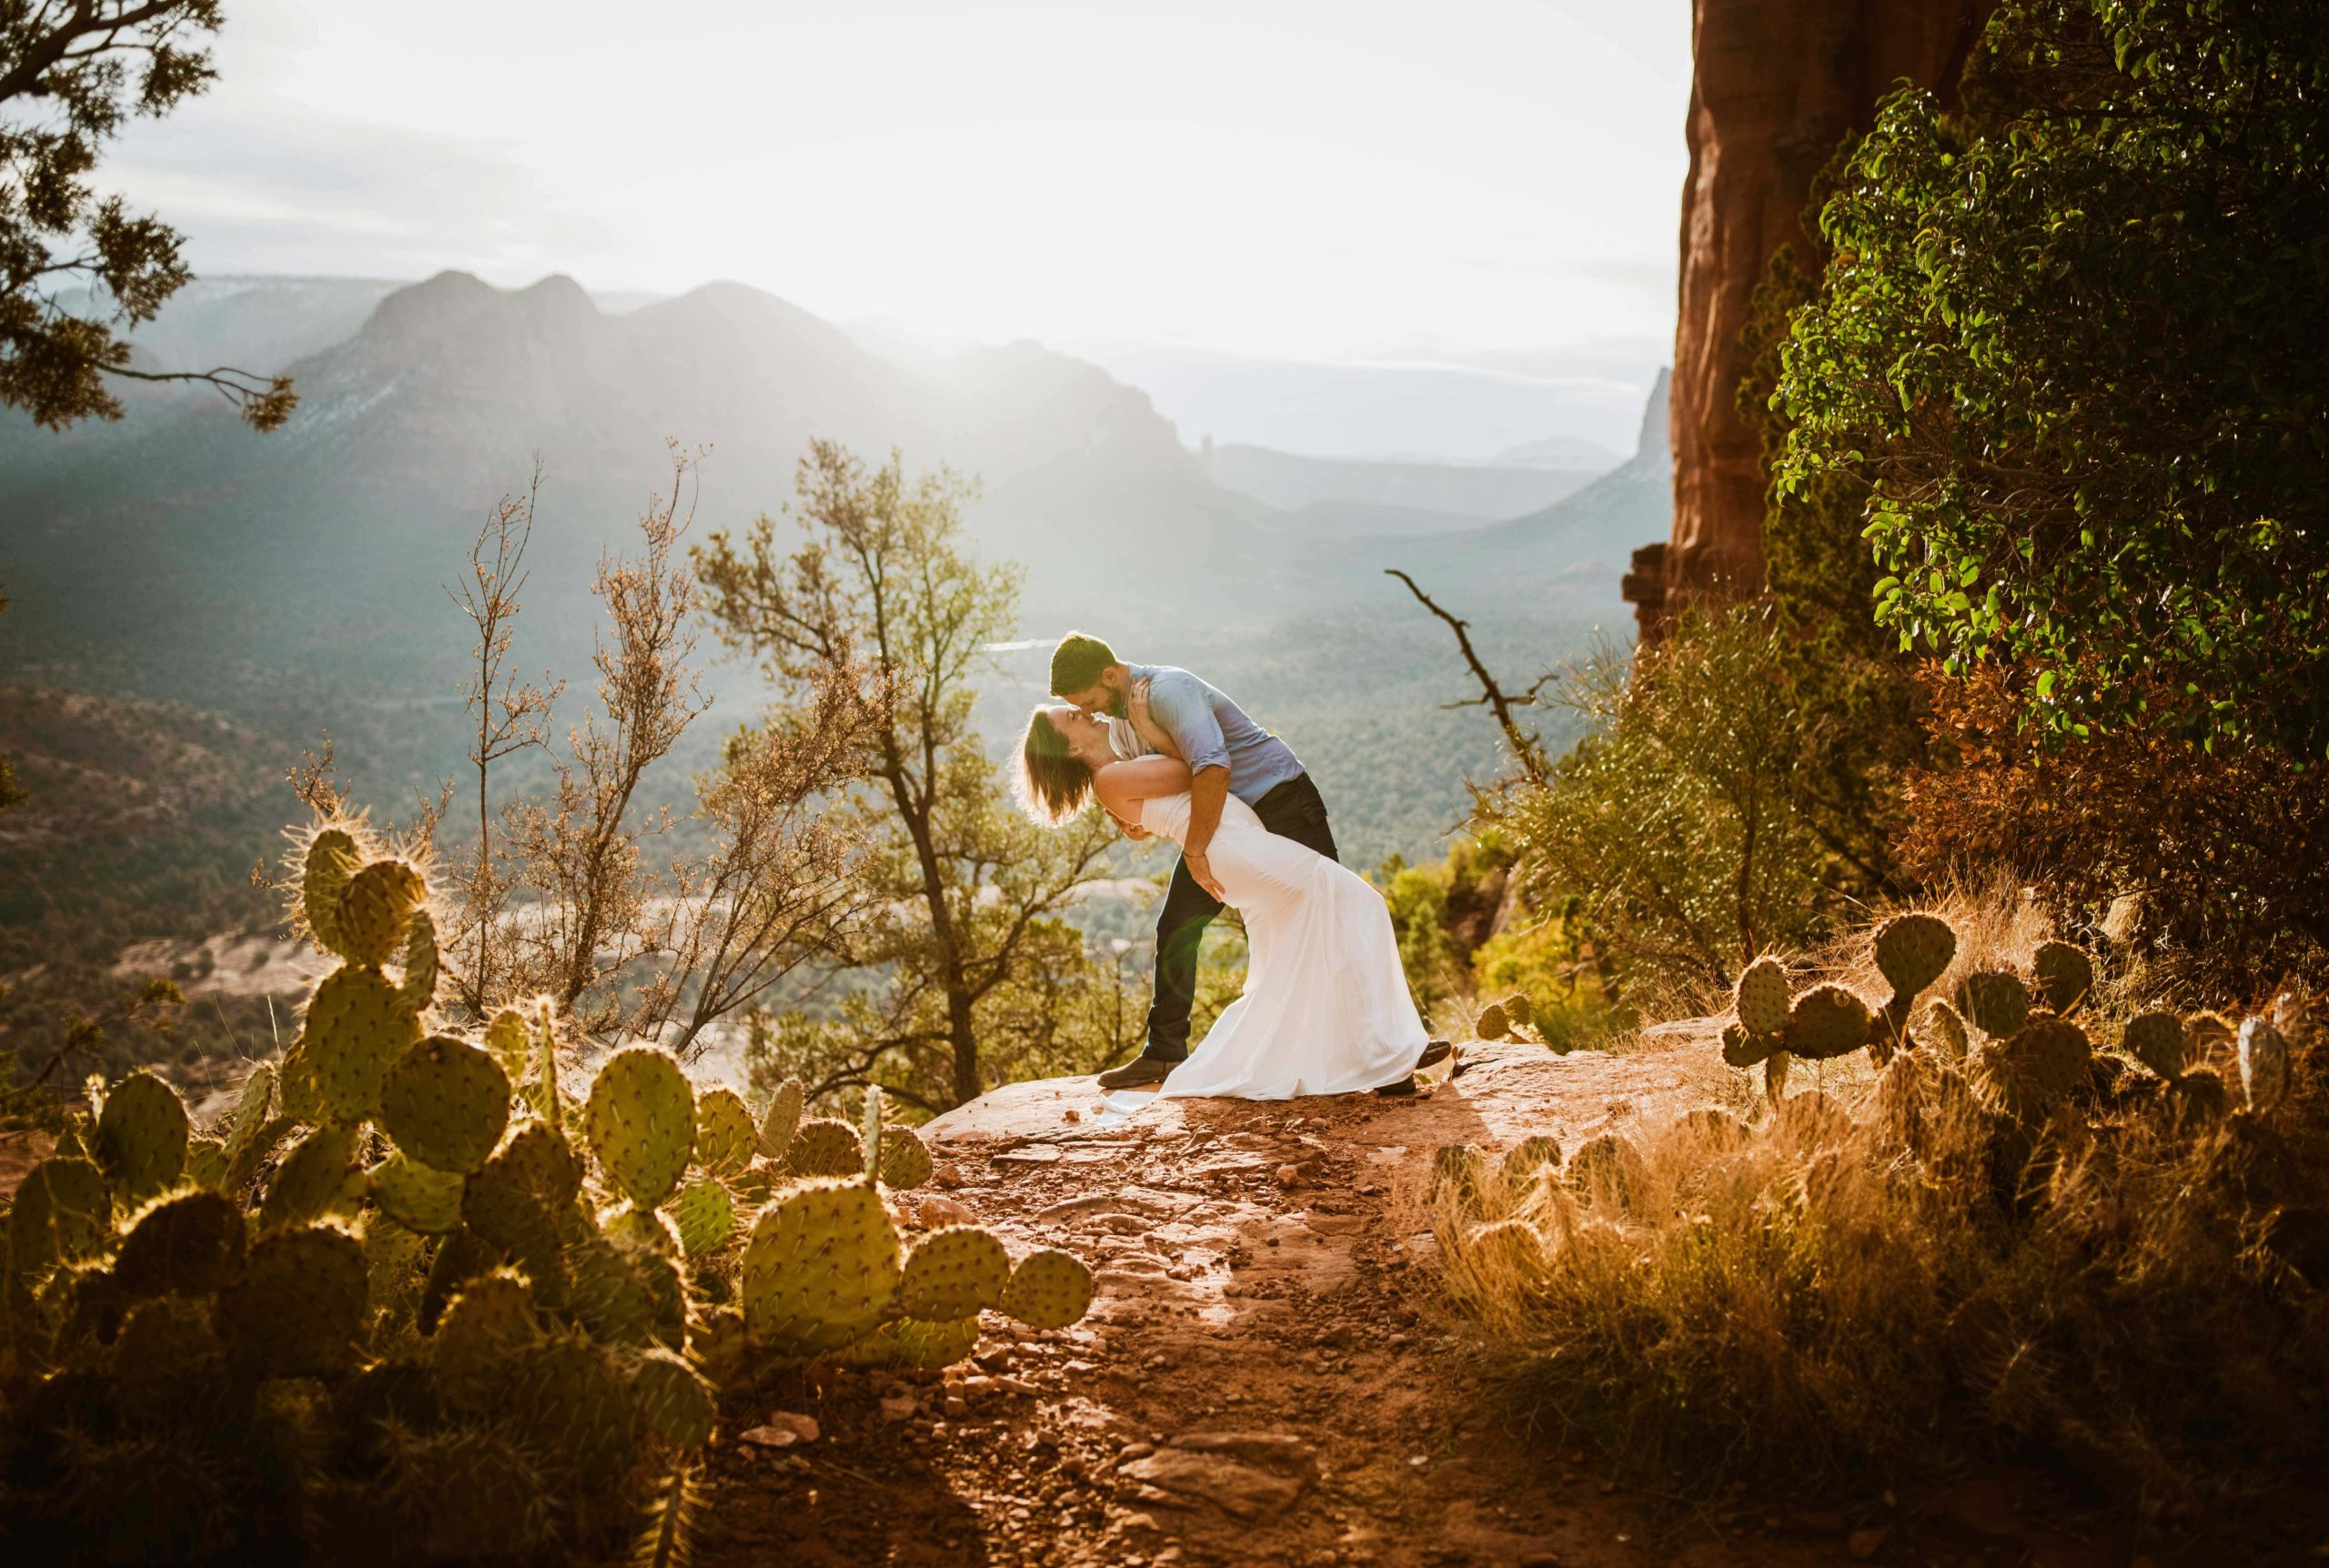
[105,0,1693,362]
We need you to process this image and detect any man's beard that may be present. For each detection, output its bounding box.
[1106,689,1129,719]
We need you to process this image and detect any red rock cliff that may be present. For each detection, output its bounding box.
[1631,0,1993,638]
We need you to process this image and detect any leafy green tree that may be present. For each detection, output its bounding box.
[696,441,1117,1112]
[1776,0,2329,758]
[2,0,294,430]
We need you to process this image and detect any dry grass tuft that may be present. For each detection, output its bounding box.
[1424,886,2329,1512]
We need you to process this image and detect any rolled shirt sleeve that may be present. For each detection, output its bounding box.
[1148,670,1230,775]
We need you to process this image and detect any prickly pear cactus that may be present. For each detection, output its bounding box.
[1000,1248,1094,1330]
[1874,912,1957,1000]
[585,1047,697,1208]
[1955,967,2032,1040]
[2032,940,2095,1015]
[785,1117,864,1179]
[670,1178,738,1257]
[94,1070,189,1204]
[2123,1011,2185,1079]
[1500,1133,1564,1191]
[9,1157,112,1271]
[1462,1217,1548,1276]
[1919,998,1971,1060]
[220,1222,370,1379]
[431,1271,543,1409]
[691,1087,757,1175]
[1784,984,1872,1060]
[1430,1143,1492,1212]
[1722,1020,1780,1068]
[756,1078,804,1161]
[842,1313,982,1370]
[630,1347,717,1448]
[482,1008,530,1081]
[1501,991,1536,1030]
[1734,956,1791,1036]
[300,826,363,958]
[302,966,423,1124]
[2239,1017,2291,1112]
[899,1225,1012,1320]
[1475,1001,1512,1041]
[740,1178,902,1354]
[261,1122,362,1231]
[398,909,440,1013]
[878,1126,936,1190]
[369,1152,467,1235]
[113,1190,245,1298]
[380,1035,511,1175]
[336,859,427,968]
[1567,1132,1648,1210]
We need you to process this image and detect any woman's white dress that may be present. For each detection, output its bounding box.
[1136,789,1426,1100]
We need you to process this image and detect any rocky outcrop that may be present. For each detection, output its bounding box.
[1638,0,1994,638]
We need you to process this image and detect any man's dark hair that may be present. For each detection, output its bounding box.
[1050,632,1117,696]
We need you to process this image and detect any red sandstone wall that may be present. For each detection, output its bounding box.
[1636,0,1993,638]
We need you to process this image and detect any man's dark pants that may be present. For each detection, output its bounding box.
[1142,772,1337,1063]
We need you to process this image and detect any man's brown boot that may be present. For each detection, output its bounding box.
[1098,1056,1173,1091]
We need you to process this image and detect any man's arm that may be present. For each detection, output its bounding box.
[1147,674,1233,897]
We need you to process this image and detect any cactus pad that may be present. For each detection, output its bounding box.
[1000,1248,1094,1330]
[1567,1132,1648,1209]
[1955,967,2032,1040]
[670,1178,738,1256]
[2032,940,2094,1014]
[785,1117,863,1179]
[1501,991,1536,1030]
[9,1156,113,1271]
[1784,984,1872,1060]
[482,1008,530,1081]
[220,1062,276,1169]
[1873,912,1957,1000]
[110,1293,227,1395]
[630,1347,717,1448]
[2239,1017,2291,1112]
[504,1332,644,1488]
[1919,998,1971,1059]
[2010,1014,2092,1099]
[303,965,423,1123]
[430,1271,542,1408]
[1475,1001,1511,1041]
[741,1179,902,1353]
[301,827,363,957]
[841,1314,981,1370]
[94,1070,189,1204]
[113,1189,245,1297]
[261,1122,363,1231]
[1721,1020,1781,1068]
[756,1078,804,1161]
[1430,1143,1491,1212]
[879,1127,936,1190]
[1464,1217,1548,1276]
[2123,1011,2184,1079]
[585,1047,697,1207]
[220,1222,370,1379]
[691,1087,756,1175]
[336,859,427,967]
[182,1136,227,1190]
[1734,956,1791,1036]
[369,1151,468,1234]
[1499,1134,1564,1191]
[901,1225,1012,1320]
[380,1034,510,1174]
[398,909,440,1013]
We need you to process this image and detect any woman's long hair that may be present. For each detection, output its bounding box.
[1017,707,1094,826]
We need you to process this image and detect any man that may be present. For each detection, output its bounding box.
[1050,632,1446,1092]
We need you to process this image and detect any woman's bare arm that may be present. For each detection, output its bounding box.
[1094,756,1193,820]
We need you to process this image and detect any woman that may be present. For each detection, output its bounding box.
[1018,701,1428,1099]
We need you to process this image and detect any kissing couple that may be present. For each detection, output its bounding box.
[1016,632,1450,1101]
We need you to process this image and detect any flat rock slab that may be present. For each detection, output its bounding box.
[1119,1446,1306,1519]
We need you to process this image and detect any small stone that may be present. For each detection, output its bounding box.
[1118,1442,1155,1462]
[935,1164,965,1188]
[944,1395,969,1418]
[1847,1527,1888,1560]
[1064,1108,1082,1123]
[739,1411,820,1448]
[1274,1164,1302,1186]
[879,1394,918,1421]
[920,1194,975,1227]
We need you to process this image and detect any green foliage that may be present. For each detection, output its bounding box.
[1377,855,1460,1016]
[1487,611,1829,998]
[0,2,296,431]
[1776,0,2329,759]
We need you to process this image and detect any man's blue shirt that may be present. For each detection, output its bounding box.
[1130,662,1306,806]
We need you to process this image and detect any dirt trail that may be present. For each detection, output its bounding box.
[697,1040,1838,1568]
